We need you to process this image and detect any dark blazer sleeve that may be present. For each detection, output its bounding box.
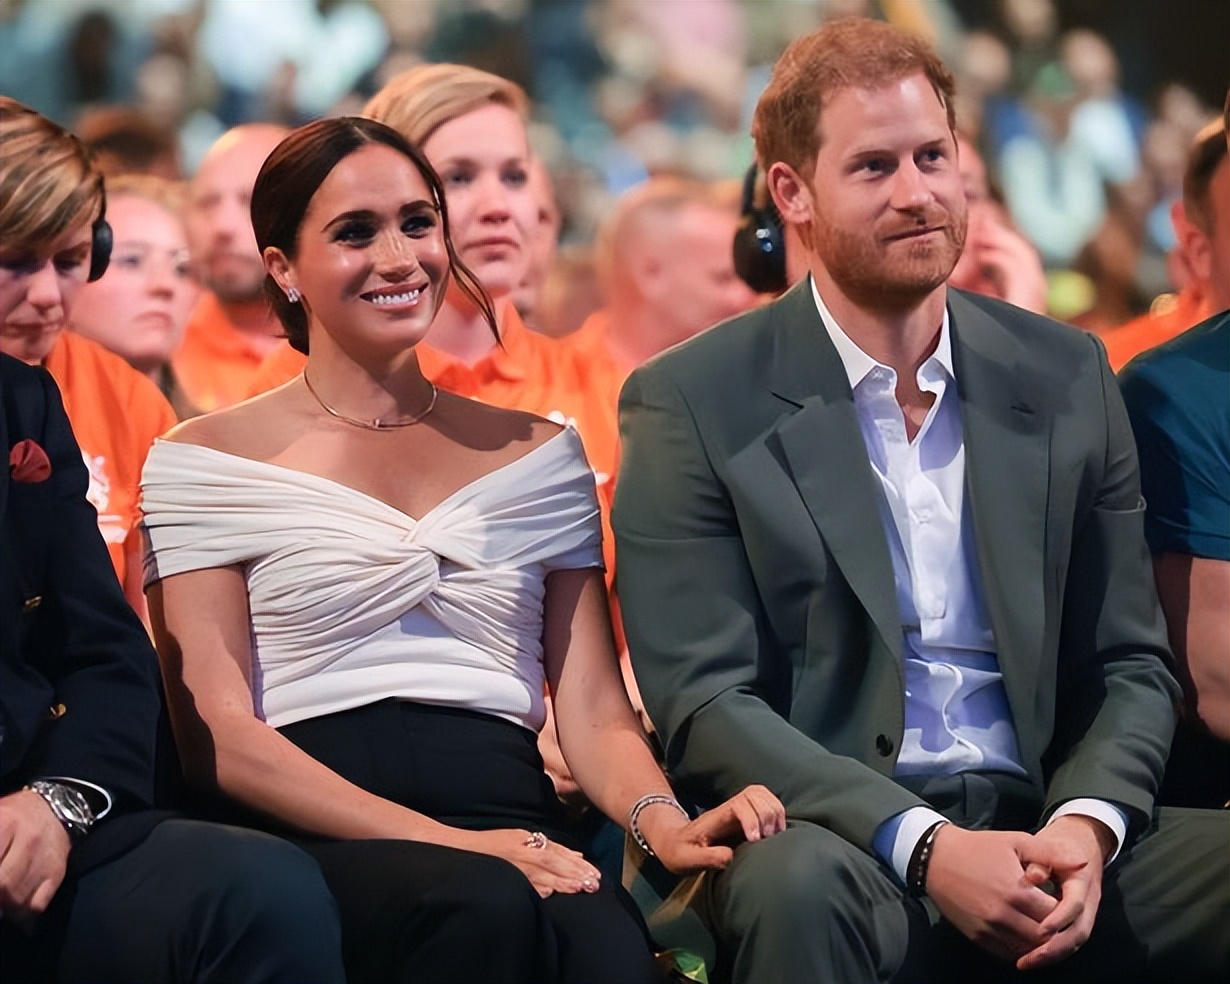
[1042,333,1179,833]
[0,357,160,814]
[614,362,921,853]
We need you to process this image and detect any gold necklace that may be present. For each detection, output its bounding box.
[302,371,437,431]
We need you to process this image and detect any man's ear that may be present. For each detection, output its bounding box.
[767,162,812,227]
[263,247,296,296]
[1172,200,1213,288]
[635,253,668,305]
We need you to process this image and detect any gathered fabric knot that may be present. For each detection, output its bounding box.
[141,429,602,731]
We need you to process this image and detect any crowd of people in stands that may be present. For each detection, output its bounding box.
[0,4,1226,984]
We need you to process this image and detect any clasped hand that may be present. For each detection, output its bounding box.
[925,816,1112,971]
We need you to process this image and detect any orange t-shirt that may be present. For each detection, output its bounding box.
[1101,288,1208,372]
[559,309,627,477]
[45,331,178,588]
[172,293,279,412]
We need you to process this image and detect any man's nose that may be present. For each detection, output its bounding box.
[890,161,934,211]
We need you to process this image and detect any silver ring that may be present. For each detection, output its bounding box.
[525,830,548,850]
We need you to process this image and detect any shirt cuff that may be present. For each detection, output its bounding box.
[1046,799,1127,864]
[873,805,949,884]
[43,776,114,820]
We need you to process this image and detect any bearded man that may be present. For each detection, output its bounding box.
[613,17,1228,984]
[173,124,288,411]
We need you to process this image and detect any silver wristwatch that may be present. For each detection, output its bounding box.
[26,780,96,839]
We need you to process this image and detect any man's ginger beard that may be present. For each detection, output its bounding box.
[805,200,968,313]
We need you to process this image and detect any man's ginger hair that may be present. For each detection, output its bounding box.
[752,17,956,176]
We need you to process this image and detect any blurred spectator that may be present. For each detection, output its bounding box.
[76,105,181,179]
[949,135,1048,312]
[426,0,532,95]
[998,0,1061,98]
[952,28,1014,146]
[1059,29,1144,186]
[566,175,758,652]
[573,175,758,384]
[513,156,562,326]
[996,58,1110,267]
[1099,117,1229,369]
[1067,183,1152,333]
[175,124,288,412]
[197,0,387,125]
[1139,83,1210,256]
[534,242,602,339]
[70,174,200,418]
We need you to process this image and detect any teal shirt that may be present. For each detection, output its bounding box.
[1120,310,1230,562]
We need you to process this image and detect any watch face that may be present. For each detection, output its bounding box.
[57,789,92,824]
[30,781,95,833]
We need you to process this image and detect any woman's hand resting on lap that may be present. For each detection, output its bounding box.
[457,827,604,899]
[639,784,786,875]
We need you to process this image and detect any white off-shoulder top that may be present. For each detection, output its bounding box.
[141,427,602,732]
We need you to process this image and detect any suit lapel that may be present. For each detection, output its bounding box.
[949,292,1050,763]
[765,283,902,661]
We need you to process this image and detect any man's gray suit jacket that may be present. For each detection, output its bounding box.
[613,281,1179,855]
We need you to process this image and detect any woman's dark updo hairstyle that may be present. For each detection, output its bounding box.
[250,116,497,355]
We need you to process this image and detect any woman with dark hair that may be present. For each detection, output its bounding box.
[141,117,784,984]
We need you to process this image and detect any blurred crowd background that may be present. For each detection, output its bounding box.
[2,0,1226,333]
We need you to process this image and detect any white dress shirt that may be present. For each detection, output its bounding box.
[808,280,1126,881]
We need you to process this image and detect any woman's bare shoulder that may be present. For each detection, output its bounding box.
[162,384,299,458]
[436,391,565,454]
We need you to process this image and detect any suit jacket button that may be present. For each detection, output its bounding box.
[876,734,894,756]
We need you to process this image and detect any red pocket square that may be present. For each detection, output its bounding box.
[9,439,52,483]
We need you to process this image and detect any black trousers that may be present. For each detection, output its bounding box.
[277,700,661,984]
[0,818,346,984]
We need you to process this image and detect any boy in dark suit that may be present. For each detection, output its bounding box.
[0,95,346,984]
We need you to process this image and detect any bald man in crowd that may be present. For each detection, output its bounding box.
[1104,117,1230,370]
[173,125,288,412]
[565,175,760,576]
[570,176,759,398]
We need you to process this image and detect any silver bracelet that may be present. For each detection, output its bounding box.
[628,793,689,857]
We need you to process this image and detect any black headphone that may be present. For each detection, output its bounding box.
[87,179,112,282]
[732,161,787,294]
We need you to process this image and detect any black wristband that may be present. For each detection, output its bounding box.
[906,820,949,896]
